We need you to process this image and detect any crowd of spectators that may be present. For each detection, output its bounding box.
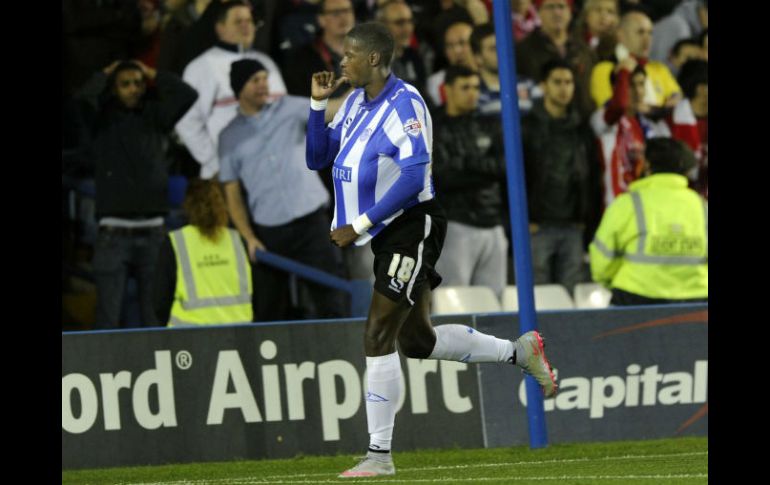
[62,0,708,329]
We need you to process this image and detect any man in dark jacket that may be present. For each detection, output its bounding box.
[282,0,354,99]
[522,59,601,295]
[432,65,507,298]
[76,59,198,329]
[516,0,597,120]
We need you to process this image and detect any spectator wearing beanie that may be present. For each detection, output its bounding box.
[218,59,348,321]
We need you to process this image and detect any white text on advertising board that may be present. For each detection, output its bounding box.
[62,341,474,440]
[518,361,708,418]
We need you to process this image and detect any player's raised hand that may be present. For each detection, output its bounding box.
[311,71,348,101]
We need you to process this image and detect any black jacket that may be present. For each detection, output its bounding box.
[431,110,505,228]
[392,47,429,101]
[282,38,346,99]
[521,99,600,228]
[76,70,197,218]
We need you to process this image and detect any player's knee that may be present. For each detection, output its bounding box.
[398,338,433,359]
[364,318,397,354]
[397,325,436,359]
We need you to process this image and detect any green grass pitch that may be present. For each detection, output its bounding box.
[62,436,707,485]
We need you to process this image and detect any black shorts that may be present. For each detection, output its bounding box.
[370,200,447,305]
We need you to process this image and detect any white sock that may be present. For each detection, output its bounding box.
[428,324,513,363]
[365,352,401,452]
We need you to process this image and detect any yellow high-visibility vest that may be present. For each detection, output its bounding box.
[168,226,253,326]
[590,173,708,300]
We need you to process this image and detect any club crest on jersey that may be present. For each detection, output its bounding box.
[403,118,421,138]
[359,127,373,142]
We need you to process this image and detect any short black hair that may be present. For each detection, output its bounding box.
[346,21,395,67]
[216,0,251,24]
[540,58,574,83]
[609,64,645,85]
[444,65,479,85]
[470,22,495,54]
[108,61,144,89]
[677,59,708,99]
[670,37,701,58]
[102,61,148,109]
[645,138,696,175]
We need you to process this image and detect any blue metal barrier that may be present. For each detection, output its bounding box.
[63,170,374,318]
[254,250,372,317]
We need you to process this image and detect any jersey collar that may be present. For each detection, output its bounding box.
[361,74,399,110]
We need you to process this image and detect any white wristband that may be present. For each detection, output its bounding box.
[310,98,328,111]
[352,213,373,235]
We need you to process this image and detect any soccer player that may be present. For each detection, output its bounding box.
[306,22,558,478]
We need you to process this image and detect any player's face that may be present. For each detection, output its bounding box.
[113,69,146,109]
[340,37,372,87]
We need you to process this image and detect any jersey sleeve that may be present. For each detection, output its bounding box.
[305,92,353,170]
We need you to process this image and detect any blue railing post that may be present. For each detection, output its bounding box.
[491,0,549,448]
[253,250,372,317]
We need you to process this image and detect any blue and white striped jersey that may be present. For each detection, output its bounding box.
[307,75,434,246]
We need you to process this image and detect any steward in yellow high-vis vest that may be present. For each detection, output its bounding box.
[168,225,253,325]
[153,179,253,325]
[590,138,707,305]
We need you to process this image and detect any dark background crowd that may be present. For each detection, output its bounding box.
[61,0,708,330]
